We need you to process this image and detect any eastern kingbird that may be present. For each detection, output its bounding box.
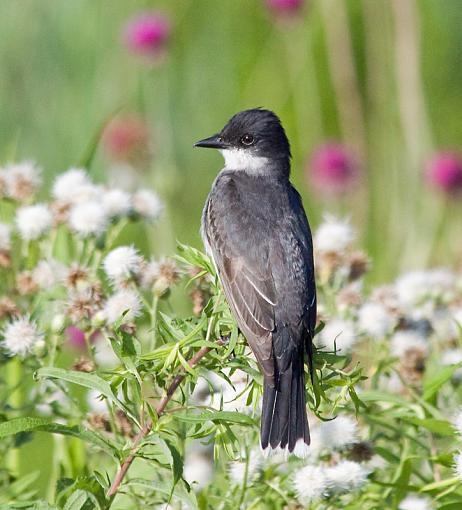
[195,108,316,457]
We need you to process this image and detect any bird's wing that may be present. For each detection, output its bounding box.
[205,193,277,380]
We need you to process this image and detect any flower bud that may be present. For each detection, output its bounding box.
[92,310,107,329]
[51,314,67,334]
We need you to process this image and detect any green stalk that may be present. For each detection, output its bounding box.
[5,358,22,476]
[149,294,159,351]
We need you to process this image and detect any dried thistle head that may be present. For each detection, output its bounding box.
[67,289,98,322]
[120,322,137,335]
[190,288,205,316]
[153,258,181,297]
[87,413,111,433]
[115,410,134,437]
[0,250,11,268]
[399,346,427,382]
[347,441,374,462]
[72,357,95,373]
[315,251,342,284]
[16,271,39,295]
[50,200,71,225]
[336,285,362,308]
[65,265,90,289]
[348,251,370,281]
[0,296,19,319]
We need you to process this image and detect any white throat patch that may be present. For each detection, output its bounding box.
[220,149,268,172]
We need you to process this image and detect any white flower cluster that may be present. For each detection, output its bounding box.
[1,317,44,357]
[0,165,164,244]
[0,161,42,201]
[313,215,462,391]
[293,459,370,504]
[52,168,163,236]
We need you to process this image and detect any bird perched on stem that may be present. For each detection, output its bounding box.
[195,108,316,457]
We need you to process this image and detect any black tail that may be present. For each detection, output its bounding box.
[260,347,310,456]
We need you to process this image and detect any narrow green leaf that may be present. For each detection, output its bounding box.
[174,410,255,426]
[420,477,460,492]
[403,417,454,436]
[36,367,139,426]
[63,490,89,510]
[423,362,462,401]
[0,417,119,457]
[0,417,50,437]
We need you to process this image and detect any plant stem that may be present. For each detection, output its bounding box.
[106,337,225,500]
[238,445,250,509]
[149,294,159,351]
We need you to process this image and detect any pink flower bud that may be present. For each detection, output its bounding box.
[66,326,86,349]
[266,0,305,14]
[66,326,99,349]
[426,152,462,194]
[124,12,170,56]
[102,115,149,162]
[308,143,357,194]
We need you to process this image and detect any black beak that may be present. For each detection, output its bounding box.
[194,133,229,149]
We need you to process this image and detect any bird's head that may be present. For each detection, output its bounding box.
[194,108,291,173]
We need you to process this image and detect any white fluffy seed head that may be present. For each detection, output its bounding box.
[32,259,66,289]
[390,330,428,358]
[68,201,108,236]
[0,222,12,251]
[183,452,214,490]
[16,203,52,240]
[102,188,132,217]
[317,318,357,353]
[2,317,44,357]
[395,269,455,311]
[228,450,262,485]
[293,464,329,503]
[314,215,354,254]
[358,302,395,338]
[103,246,142,284]
[132,188,163,220]
[318,415,359,450]
[52,168,93,203]
[4,161,42,200]
[399,495,434,510]
[140,259,160,289]
[324,460,370,493]
[103,290,142,324]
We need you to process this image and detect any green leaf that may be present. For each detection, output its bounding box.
[125,478,197,508]
[423,362,462,401]
[0,417,119,457]
[392,454,414,508]
[159,438,183,485]
[36,367,139,426]
[57,476,107,510]
[420,477,460,492]
[63,490,90,510]
[0,417,50,437]
[403,417,454,436]
[120,329,137,357]
[174,410,255,426]
[437,503,462,510]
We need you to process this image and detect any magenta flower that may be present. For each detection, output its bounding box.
[426,152,462,194]
[66,326,99,349]
[102,114,149,162]
[266,0,305,14]
[124,12,170,57]
[66,326,86,349]
[308,143,357,194]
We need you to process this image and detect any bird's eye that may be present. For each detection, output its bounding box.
[240,134,254,146]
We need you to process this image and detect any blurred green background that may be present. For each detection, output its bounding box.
[1,0,462,281]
